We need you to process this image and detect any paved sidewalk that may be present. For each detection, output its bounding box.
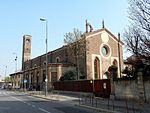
[22,91,150,113]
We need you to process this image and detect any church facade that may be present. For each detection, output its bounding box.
[10,21,124,90]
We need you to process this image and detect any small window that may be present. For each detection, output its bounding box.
[113,59,118,66]
[26,39,30,44]
[56,57,60,63]
[34,64,37,68]
[43,61,46,65]
[26,66,29,70]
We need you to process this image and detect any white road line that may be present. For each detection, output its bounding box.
[38,107,51,113]
[32,105,36,108]
[27,103,31,106]
[4,93,27,104]
[23,101,27,104]
[3,92,51,113]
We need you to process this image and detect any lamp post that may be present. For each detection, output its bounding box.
[40,18,48,96]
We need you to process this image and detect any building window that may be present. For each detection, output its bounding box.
[26,39,30,44]
[113,59,118,66]
[31,74,33,85]
[102,45,109,56]
[94,57,100,79]
[43,70,46,82]
[112,59,118,78]
[100,44,111,58]
[34,64,37,68]
[51,72,57,82]
[43,61,46,65]
[26,66,29,70]
[56,57,60,63]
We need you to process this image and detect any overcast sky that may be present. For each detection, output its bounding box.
[0,0,129,76]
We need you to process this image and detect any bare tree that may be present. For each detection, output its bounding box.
[124,0,150,58]
[64,28,87,79]
[129,0,150,32]
[124,26,149,57]
[64,28,82,44]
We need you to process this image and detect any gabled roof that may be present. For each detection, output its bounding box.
[85,28,124,45]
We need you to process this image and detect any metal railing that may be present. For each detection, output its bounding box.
[78,94,146,113]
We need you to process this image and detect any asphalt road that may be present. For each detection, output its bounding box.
[0,90,102,113]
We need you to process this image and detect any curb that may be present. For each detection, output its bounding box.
[27,94,59,101]
[76,104,121,113]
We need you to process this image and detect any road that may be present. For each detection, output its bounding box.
[0,90,102,113]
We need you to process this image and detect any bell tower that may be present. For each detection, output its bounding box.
[22,35,31,70]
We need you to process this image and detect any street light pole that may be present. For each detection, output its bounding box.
[40,18,48,96]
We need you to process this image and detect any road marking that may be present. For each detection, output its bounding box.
[27,103,31,106]
[32,105,36,108]
[4,93,28,105]
[23,101,27,104]
[2,91,51,113]
[9,95,24,102]
[38,107,51,113]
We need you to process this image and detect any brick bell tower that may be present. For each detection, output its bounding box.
[22,35,31,70]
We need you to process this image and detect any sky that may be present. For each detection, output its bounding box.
[0,0,129,76]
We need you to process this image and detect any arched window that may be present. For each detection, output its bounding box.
[31,73,33,86]
[26,66,29,70]
[56,57,60,63]
[34,64,37,68]
[94,57,100,79]
[113,59,118,66]
[112,59,118,78]
[42,70,46,82]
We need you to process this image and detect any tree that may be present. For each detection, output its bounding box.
[59,68,77,81]
[64,28,87,79]
[64,28,82,44]
[108,65,118,80]
[124,26,149,57]
[4,76,11,82]
[122,66,137,79]
[124,0,150,58]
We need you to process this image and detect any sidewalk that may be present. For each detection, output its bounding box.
[23,91,79,103]
[23,91,150,113]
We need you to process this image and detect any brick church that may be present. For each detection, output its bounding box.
[10,20,124,90]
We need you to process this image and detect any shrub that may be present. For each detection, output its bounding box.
[59,68,77,81]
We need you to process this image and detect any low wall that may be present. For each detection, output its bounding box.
[114,79,150,102]
[114,80,138,100]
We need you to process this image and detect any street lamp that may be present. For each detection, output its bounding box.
[40,18,48,96]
